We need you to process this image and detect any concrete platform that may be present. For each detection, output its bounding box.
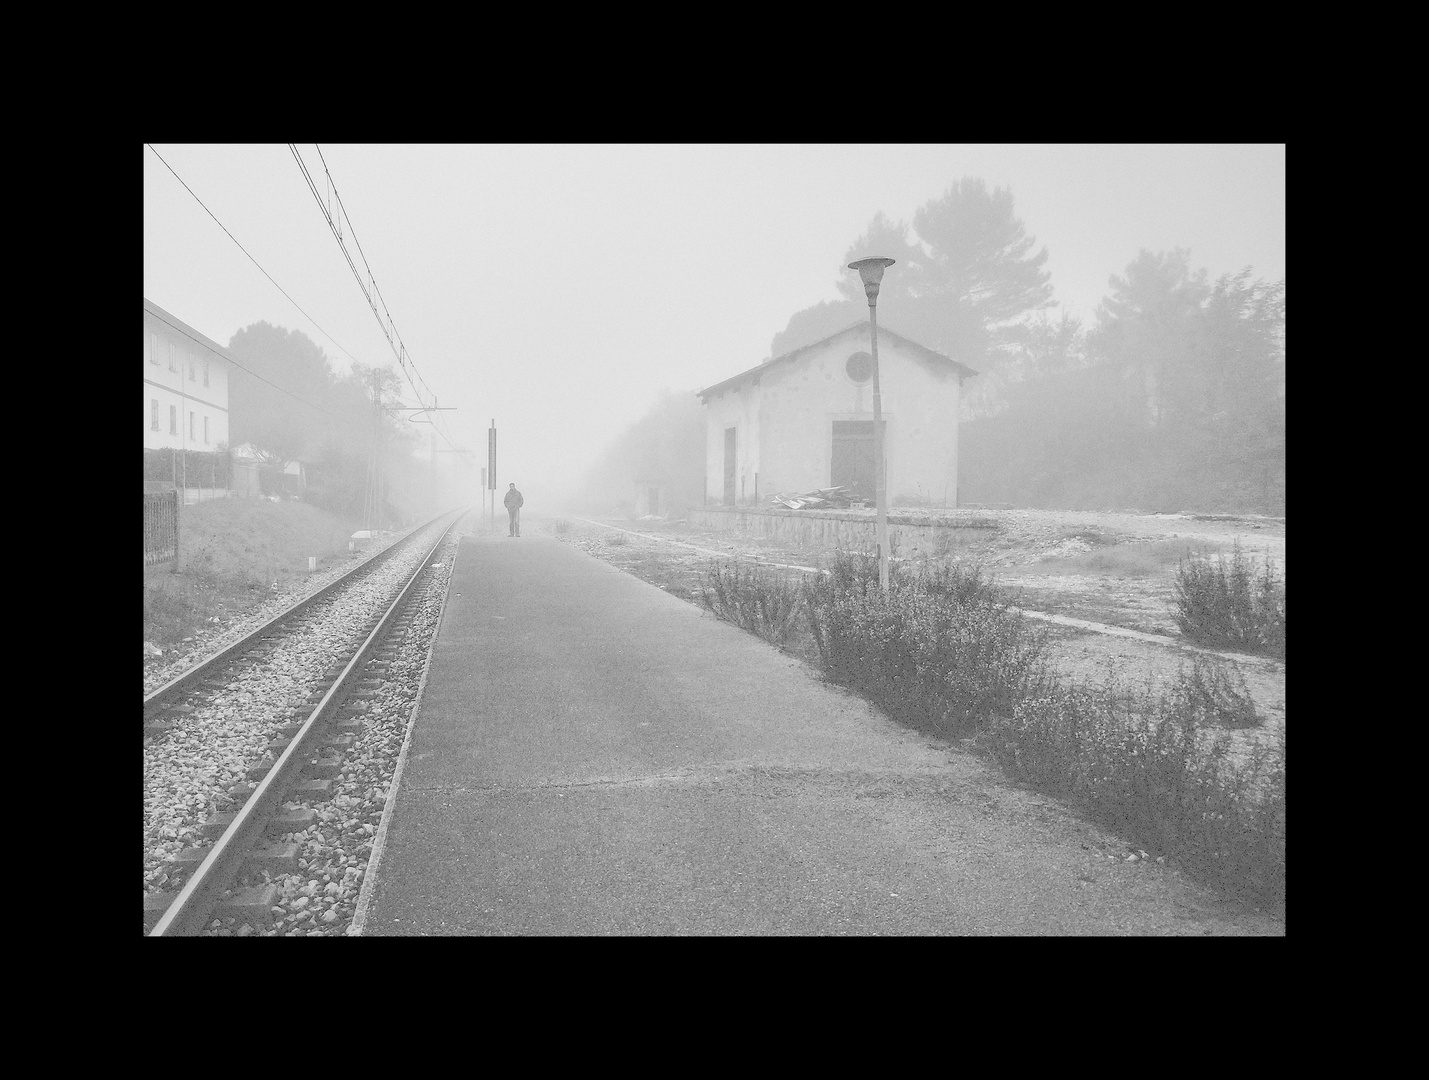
[357,534,1282,936]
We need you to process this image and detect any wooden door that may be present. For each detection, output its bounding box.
[830,420,882,501]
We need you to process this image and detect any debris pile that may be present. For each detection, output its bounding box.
[769,486,860,510]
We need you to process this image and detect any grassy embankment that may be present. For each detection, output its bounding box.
[143,499,363,650]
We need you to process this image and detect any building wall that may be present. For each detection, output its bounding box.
[143,302,230,453]
[705,329,964,507]
[703,381,762,504]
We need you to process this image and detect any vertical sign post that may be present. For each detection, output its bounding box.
[488,421,496,534]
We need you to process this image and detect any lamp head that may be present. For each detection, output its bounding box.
[848,257,896,303]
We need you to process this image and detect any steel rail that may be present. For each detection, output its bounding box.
[144,511,453,718]
[148,509,467,936]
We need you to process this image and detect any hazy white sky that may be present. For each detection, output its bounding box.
[143,144,1285,504]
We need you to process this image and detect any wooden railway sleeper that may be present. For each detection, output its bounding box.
[211,885,281,926]
[171,648,396,922]
[168,839,299,888]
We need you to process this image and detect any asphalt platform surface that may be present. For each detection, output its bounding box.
[359,531,1283,936]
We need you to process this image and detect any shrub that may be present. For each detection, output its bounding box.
[1173,543,1285,659]
[977,666,1284,906]
[803,554,1051,736]
[1171,654,1262,730]
[912,559,1005,606]
[554,519,571,535]
[699,547,1285,908]
[702,561,804,648]
[606,531,628,546]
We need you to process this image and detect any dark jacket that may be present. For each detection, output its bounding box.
[504,488,524,510]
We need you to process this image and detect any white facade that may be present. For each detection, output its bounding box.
[143,299,231,452]
[699,323,976,508]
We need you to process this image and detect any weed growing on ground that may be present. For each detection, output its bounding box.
[912,559,1005,606]
[702,561,805,648]
[803,554,1051,736]
[976,667,1284,906]
[606,531,628,546]
[697,545,1285,908]
[554,519,571,535]
[1172,654,1262,729]
[1173,543,1285,659]
[142,579,204,644]
[143,500,360,650]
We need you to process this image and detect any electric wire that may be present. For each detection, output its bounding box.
[289,144,461,456]
[146,144,368,372]
[146,147,428,458]
[149,143,465,475]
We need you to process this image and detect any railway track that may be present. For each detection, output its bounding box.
[144,509,468,936]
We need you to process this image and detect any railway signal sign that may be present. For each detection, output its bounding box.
[488,422,496,532]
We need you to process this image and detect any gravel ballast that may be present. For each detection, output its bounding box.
[143,517,461,927]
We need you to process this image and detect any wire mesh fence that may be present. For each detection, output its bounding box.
[144,490,178,565]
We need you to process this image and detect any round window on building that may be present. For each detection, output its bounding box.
[845,351,873,384]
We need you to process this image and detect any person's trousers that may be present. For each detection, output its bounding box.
[508,507,520,536]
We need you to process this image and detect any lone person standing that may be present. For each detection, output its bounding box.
[504,482,524,537]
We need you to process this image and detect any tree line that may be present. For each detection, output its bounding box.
[960,250,1284,514]
[574,388,706,517]
[224,322,432,523]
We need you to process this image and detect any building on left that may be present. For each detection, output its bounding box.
[143,298,231,456]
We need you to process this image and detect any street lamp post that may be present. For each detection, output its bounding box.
[848,256,896,593]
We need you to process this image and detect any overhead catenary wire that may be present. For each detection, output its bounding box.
[146,144,369,373]
[150,143,464,468]
[148,144,448,469]
[288,145,460,457]
[146,144,390,451]
[309,144,463,457]
[310,145,455,455]
[305,145,460,458]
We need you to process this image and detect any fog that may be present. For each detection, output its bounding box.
[144,145,1284,515]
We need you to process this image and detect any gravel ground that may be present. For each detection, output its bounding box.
[150,507,1283,932]
[201,523,465,936]
[142,529,410,697]
[143,516,460,928]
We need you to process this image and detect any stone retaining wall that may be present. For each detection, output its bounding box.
[688,507,999,561]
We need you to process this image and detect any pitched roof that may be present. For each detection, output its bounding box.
[697,322,978,402]
[143,298,237,362]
